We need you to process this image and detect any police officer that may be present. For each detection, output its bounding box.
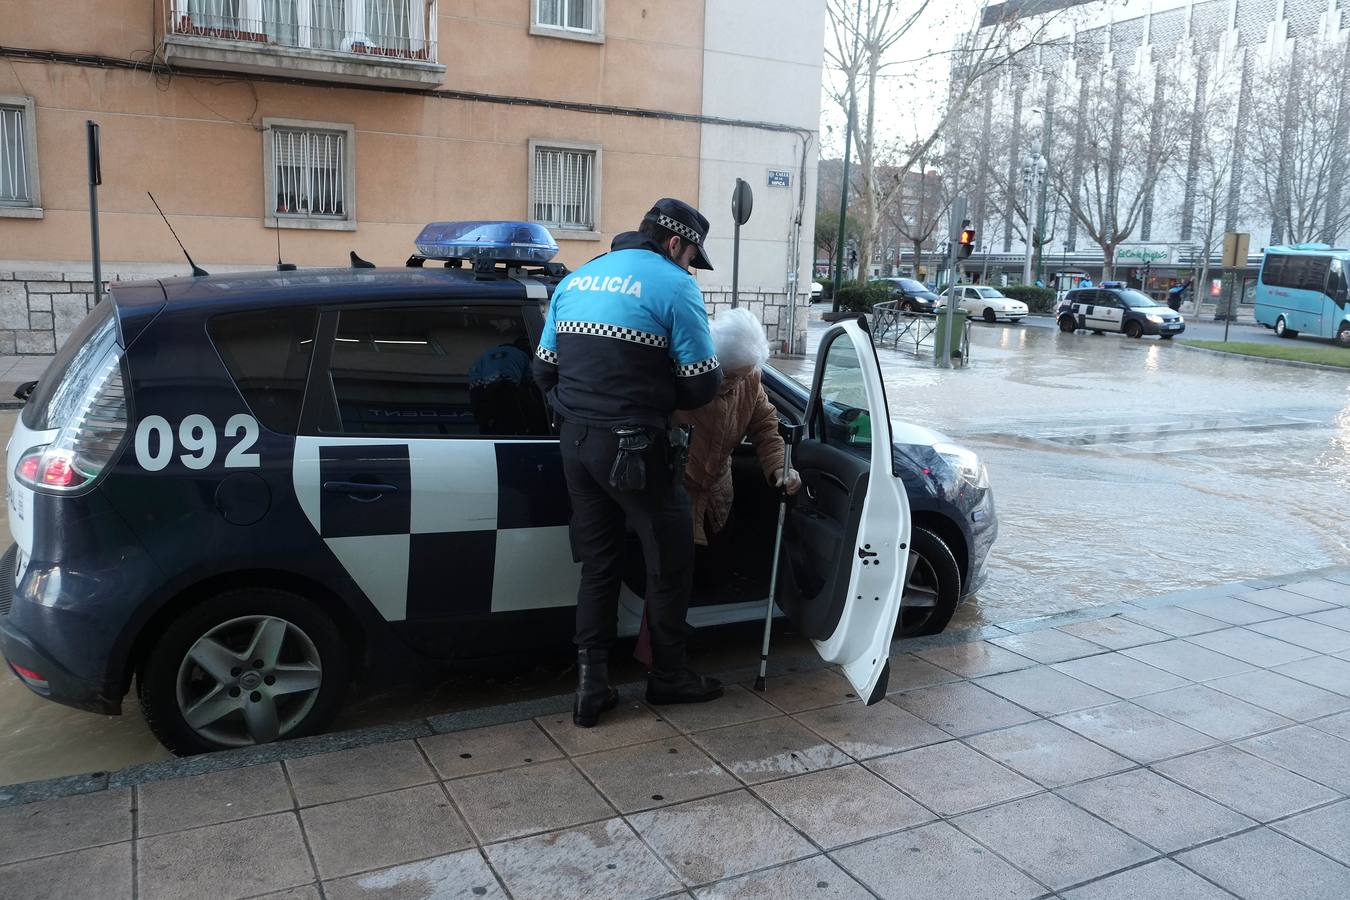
[533,199,725,727]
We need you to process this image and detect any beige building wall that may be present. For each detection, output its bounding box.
[0,0,705,272]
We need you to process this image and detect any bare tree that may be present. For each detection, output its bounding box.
[1049,64,1187,279]
[1173,72,1239,315]
[1248,42,1350,246]
[824,1,1068,285]
[881,155,948,285]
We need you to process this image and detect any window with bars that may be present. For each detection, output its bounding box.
[536,0,596,32]
[265,119,354,228]
[531,144,598,233]
[0,98,38,213]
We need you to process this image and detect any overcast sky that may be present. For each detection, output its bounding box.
[817,0,1169,161]
[818,0,991,161]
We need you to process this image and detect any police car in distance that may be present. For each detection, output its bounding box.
[1,221,997,755]
[1057,282,1186,339]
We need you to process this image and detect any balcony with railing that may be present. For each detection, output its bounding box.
[164,0,444,87]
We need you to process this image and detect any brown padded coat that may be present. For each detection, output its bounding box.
[675,369,785,545]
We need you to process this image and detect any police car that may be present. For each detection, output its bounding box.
[1056,282,1186,338]
[1,222,996,755]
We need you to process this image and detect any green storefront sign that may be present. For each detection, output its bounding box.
[1115,246,1173,265]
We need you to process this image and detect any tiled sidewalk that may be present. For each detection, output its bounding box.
[5,574,1350,899]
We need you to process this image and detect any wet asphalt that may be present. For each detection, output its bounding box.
[1,313,1347,783]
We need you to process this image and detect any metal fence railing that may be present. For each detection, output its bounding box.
[168,0,437,62]
[870,300,972,364]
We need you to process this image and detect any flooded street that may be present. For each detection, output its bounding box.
[2,317,1347,784]
[778,312,1350,625]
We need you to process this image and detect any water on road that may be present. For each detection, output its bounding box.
[777,312,1350,626]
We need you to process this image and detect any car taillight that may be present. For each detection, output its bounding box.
[14,352,127,493]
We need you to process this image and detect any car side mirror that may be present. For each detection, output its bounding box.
[13,380,36,403]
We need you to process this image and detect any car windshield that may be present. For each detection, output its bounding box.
[898,279,927,292]
[975,288,1005,298]
[1118,290,1162,308]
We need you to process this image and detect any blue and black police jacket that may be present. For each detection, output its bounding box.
[533,232,723,427]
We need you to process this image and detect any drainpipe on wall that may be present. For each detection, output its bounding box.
[784,130,813,355]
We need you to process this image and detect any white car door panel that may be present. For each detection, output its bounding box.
[777,318,910,704]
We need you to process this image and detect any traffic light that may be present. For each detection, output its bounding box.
[959,220,976,259]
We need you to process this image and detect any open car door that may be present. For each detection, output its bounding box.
[778,317,910,704]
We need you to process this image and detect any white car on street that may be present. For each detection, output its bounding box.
[946,286,1029,323]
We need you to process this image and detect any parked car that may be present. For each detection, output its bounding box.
[1057,282,1186,338]
[1,223,997,754]
[811,280,824,300]
[945,286,1029,323]
[872,277,944,313]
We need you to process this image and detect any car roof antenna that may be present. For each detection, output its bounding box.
[350,250,375,269]
[147,192,209,277]
[276,226,296,272]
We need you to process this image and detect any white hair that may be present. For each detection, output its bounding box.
[710,307,770,371]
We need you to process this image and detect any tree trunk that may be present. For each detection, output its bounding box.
[913,239,925,280]
[854,36,882,286]
[1100,239,1115,281]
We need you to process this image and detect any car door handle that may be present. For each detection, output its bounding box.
[323,480,400,496]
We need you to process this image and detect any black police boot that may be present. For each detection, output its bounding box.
[646,669,724,705]
[573,648,619,728]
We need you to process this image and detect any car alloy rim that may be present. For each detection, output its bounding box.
[176,615,323,747]
[900,551,940,632]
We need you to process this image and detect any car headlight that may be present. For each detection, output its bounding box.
[935,442,988,489]
[1145,314,1164,323]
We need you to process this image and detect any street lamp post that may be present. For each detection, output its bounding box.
[1021,152,1047,285]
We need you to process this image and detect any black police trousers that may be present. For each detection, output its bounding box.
[559,420,693,674]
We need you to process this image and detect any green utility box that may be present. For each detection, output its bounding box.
[933,309,967,359]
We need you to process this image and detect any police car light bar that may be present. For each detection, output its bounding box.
[414,221,559,265]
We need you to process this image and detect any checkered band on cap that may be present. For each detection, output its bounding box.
[675,356,719,377]
[656,214,703,246]
[557,320,670,348]
[535,345,558,365]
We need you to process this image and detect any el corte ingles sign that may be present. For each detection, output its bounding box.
[1115,244,1177,265]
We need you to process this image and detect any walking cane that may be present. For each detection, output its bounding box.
[754,422,802,692]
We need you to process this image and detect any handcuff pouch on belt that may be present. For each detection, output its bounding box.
[607,424,693,492]
[608,426,651,491]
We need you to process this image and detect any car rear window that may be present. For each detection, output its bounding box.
[318,305,550,438]
[208,307,318,434]
[21,300,114,431]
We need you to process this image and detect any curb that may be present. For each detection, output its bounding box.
[4,564,1350,807]
[1174,341,1350,373]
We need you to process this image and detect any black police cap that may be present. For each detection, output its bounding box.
[642,198,714,270]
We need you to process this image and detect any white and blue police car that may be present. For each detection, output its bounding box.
[1057,282,1186,338]
[1,222,997,754]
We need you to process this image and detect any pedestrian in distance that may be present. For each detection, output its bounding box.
[1167,279,1191,311]
[532,198,726,728]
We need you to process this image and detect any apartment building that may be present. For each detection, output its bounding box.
[0,0,824,352]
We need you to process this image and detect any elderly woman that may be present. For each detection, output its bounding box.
[677,308,801,548]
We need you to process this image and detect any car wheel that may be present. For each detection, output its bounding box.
[1338,323,1350,348]
[900,301,914,313]
[1058,316,1077,334]
[982,308,998,324]
[1125,321,1143,339]
[895,527,962,639]
[1275,316,1299,338]
[138,588,349,755]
